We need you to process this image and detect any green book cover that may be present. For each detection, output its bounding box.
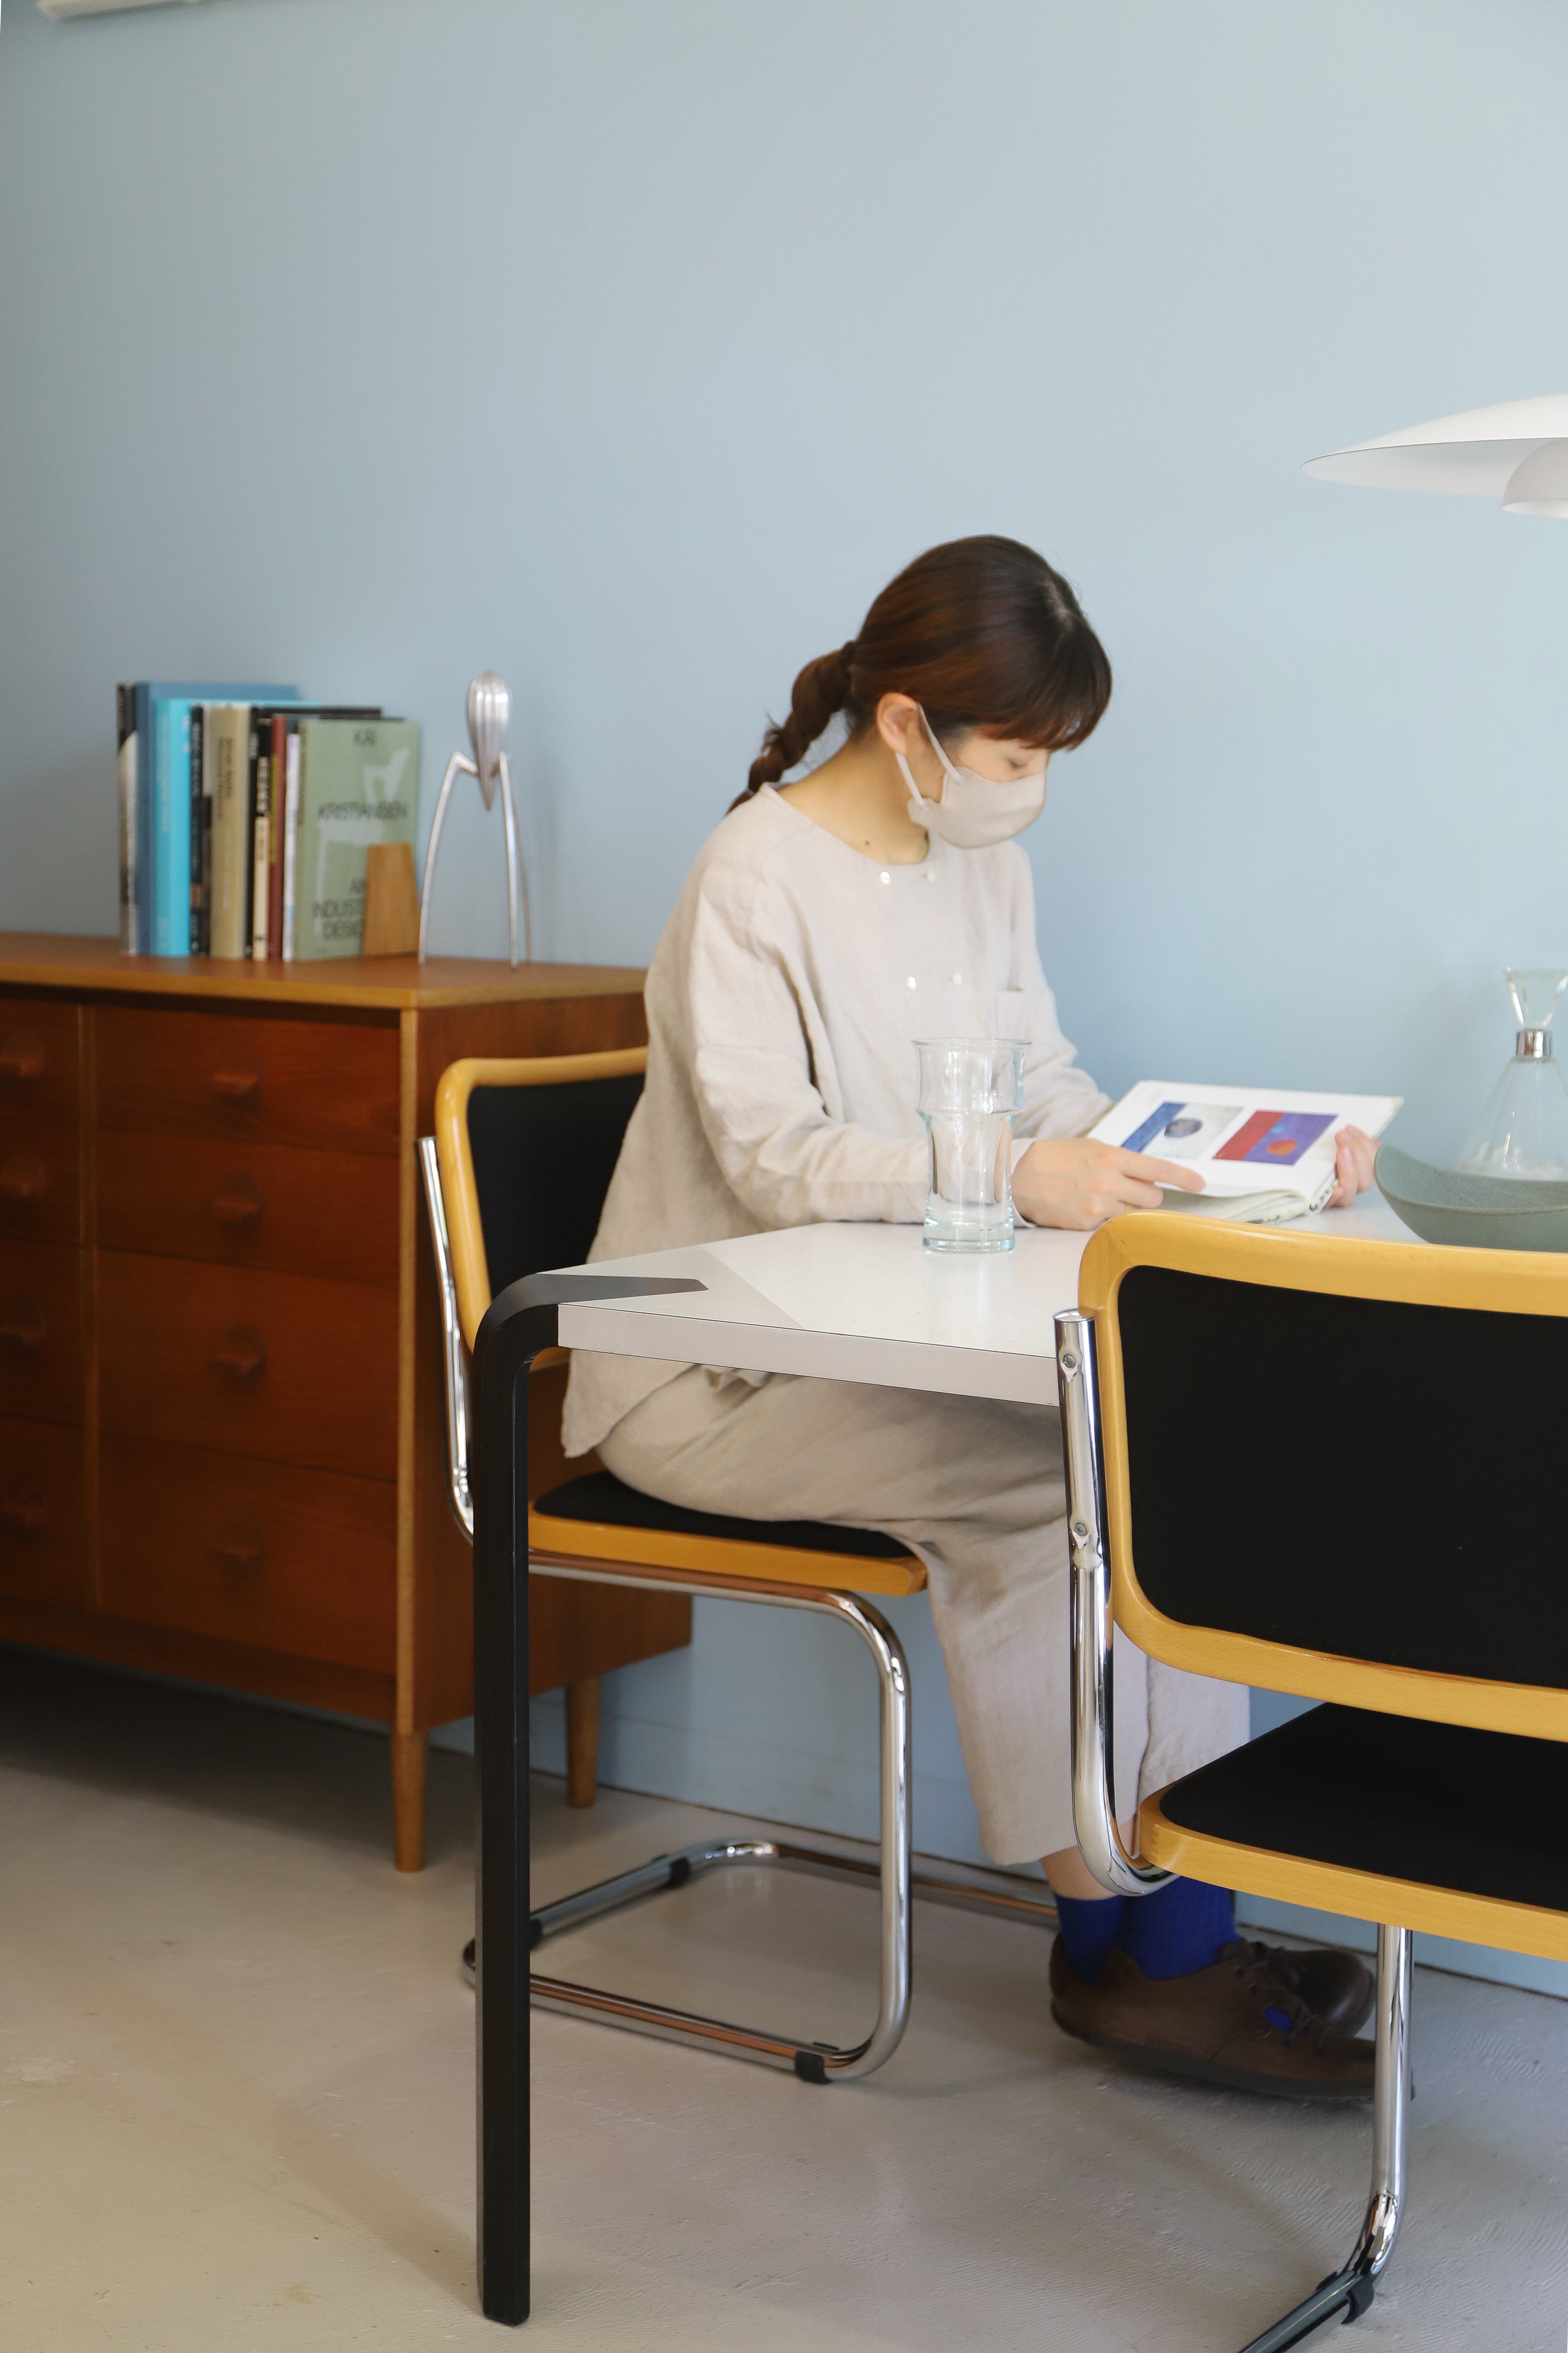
[292,718,421,959]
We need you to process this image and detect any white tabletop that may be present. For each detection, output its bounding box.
[555,1195,1418,1406]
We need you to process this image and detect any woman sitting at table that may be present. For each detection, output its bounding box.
[563,535,1379,2096]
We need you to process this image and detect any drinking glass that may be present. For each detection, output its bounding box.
[915,1038,1025,1252]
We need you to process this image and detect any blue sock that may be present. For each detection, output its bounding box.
[1118,1876,1236,1980]
[1054,1893,1127,1986]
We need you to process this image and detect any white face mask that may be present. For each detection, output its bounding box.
[896,709,1047,850]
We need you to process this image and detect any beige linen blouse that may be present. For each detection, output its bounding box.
[562,785,1110,1456]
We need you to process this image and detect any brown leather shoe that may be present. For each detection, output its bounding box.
[1250,1939,1373,2037]
[1049,1937,1375,2101]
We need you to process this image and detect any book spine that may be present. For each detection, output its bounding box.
[198,705,215,956]
[150,698,169,954]
[246,716,267,960]
[187,704,205,957]
[281,732,301,961]
[134,683,153,953]
[266,712,288,958]
[151,700,193,958]
[116,685,139,953]
[209,706,249,958]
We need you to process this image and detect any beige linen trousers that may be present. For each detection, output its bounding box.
[598,1363,1249,1866]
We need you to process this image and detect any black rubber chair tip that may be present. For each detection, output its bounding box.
[1313,2272,1374,2326]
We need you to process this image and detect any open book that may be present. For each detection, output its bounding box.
[1088,1082,1402,1223]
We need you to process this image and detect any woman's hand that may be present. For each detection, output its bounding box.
[1326,1124,1378,1208]
[1013,1137,1205,1231]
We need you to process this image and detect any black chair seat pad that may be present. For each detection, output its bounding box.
[534,1469,913,1563]
[1161,1703,1568,1914]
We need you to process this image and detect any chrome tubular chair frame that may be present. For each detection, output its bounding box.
[517,1552,1064,2080]
[1055,1310,1172,1898]
[528,1550,912,2081]
[521,1553,1063,2079]
[1239,1924,1411,2351]
[1057,1304,1413,2350]
[419,1138,474,1539]
[420,1134,1059,2099]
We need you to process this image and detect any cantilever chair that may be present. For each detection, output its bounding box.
[1057,1209,1568,2353]
[419,1048,1055,2085]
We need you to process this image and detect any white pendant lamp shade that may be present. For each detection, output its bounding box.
[1304,393,1568,517]
[1499,438,1568,518]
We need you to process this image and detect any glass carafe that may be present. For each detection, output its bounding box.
[1458,967,1568,1176]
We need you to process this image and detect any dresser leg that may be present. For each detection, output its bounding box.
[564,1677,601,1808]
[391,1727,429,1871]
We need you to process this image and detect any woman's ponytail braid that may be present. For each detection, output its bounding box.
[731,640,859,810]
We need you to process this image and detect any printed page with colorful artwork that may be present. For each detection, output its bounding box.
[1088,1083,1402,1219]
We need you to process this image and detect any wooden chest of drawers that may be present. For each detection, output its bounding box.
[0,936,689,1865]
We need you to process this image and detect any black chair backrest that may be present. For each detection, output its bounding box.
[1117,1263,1568,1692]
[468,1072,644,1296]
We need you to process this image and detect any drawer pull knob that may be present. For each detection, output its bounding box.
[210,1325,266,1382]
[0,1032,44,1082]
[210,1061,262,1101]
[0,1153,46,1202]
[211,1178,265,1228]
[210,1526,266,1569]
[1,1299,46,1351]
[0,1493,45,1533]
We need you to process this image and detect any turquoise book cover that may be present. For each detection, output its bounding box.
[144,681,296,956]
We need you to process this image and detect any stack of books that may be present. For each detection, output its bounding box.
[116,682,422,962]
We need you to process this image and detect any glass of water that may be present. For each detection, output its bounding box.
[915,1038,1026,1253]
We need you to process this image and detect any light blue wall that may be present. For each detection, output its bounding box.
[4,1,1566,1975]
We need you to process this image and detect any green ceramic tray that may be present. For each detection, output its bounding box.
[1376,1143,1568,1252]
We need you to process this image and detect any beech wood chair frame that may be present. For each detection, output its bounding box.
[1057,1210,1568,2353]
[419,1051,1059,2322]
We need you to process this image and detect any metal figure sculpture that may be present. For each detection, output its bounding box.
[418,672,531,967]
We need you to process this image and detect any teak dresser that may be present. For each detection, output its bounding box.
[0,935,690,1867]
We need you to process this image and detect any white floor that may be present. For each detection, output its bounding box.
[4,1653,1567,2352]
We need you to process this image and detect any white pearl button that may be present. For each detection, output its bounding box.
[925,868,937,882]
[906,976,917,990]
[879,871,892,885]
[951,972,962,985]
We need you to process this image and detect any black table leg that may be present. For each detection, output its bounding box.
[472,1271,706,2327]
[473,1295,551,2325]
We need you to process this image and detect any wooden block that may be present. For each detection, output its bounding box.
[362,843,421,958]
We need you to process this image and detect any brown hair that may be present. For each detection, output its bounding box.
[733,535,1111,809]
